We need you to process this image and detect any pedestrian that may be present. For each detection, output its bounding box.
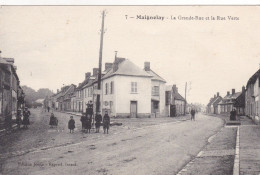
[68,116,75,133]
[80,113,87,132]
[86,114,92,133]
[95,111,102,133]
[47,106,50,112]
[191,108,195,121]
[22,107,31,128]
[16,108,22,129]
[103,111,110,134]
[49,113,58,128]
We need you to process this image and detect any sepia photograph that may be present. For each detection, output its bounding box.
[0,5,260,175]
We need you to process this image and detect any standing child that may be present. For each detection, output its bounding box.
[95,111,102,133]
[103,111,110,134]
[68,116,75,133]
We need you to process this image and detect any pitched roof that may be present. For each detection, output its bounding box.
[102,59,152,80]
[246,68,260,88]
[174,92,185,101]
[145,69,166,83]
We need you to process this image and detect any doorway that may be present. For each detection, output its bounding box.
[130,101,137,118]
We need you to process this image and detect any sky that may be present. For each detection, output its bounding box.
[0,6,260,105]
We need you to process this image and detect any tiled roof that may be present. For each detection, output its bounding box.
[102,59,152,80]
[174,92,185,101]
[145,69,166,83]
[246,69,260,88]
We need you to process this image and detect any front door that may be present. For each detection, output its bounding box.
[130,101,137,118]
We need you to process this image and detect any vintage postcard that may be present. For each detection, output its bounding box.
[0,6,260,175]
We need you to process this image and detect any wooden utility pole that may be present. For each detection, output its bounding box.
[184,82,187,115]
[96,10,105,113]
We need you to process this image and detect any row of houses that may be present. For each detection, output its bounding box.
[47,55,188,118]
[207,68,260,124]
[0,51,25,127]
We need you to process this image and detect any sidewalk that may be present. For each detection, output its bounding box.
[239,117,260,175]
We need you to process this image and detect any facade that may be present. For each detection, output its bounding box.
[165,85,186,117]
[0,55,23,127]
[218,88,245,116]
[101,58,153,118]
[245,69,260,124]
[144,62,166,117]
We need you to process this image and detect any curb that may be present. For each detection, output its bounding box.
[233,126,240,175]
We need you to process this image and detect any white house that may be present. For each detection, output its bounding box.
[101,58,152,118]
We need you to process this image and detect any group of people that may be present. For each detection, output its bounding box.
[16,107,31,129]
[68,111,110,134]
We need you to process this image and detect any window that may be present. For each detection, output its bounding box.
[131,82,137,93]
[105,83,108,95]
[110,81,114,94]
[152,86,159,96]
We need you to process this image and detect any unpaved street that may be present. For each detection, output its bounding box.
[0,109,224,175]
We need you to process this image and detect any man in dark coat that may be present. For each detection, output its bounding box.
[95,111,102,133]
[22,107,31,128]
[86,114,92,133]
[80,113,87,132]
[68,116,75,133]
[103,111,110,134]
[191,108,195,121]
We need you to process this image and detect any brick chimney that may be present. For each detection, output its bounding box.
[227,91,230,96]
[113,57,125,72]
[242,86,246,93]
[85,72,91,80]
[144,62,150,71]
[214,95,216,98]
[105,63,113,71]
[232,89,235,95]
[93,68,99,76]
[217,92,219,97]
[172,84,178,93]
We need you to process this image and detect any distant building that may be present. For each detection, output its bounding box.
[245,68,260,124]
[207,93,222,114]
[218,88,245,115]
[165,85,186,117]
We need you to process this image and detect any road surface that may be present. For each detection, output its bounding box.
[0,109,224,175]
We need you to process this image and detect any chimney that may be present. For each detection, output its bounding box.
[242,86,246,93]
[172,84,177,93]
[105,63,113,71]
[227,91,230,96]
[85,72,91,80]
[93,68,99,76]
[57,89,59,93]
[0,50,1,57]
[232,89,235,95]
[214,95,216,98]
[113,57,125,72]
[144,62,150,71]
[217,92,219,97]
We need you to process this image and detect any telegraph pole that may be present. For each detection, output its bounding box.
[184,82,187,115]
[96,10,105,113]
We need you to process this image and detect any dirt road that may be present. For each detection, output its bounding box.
[0,110,223,175]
